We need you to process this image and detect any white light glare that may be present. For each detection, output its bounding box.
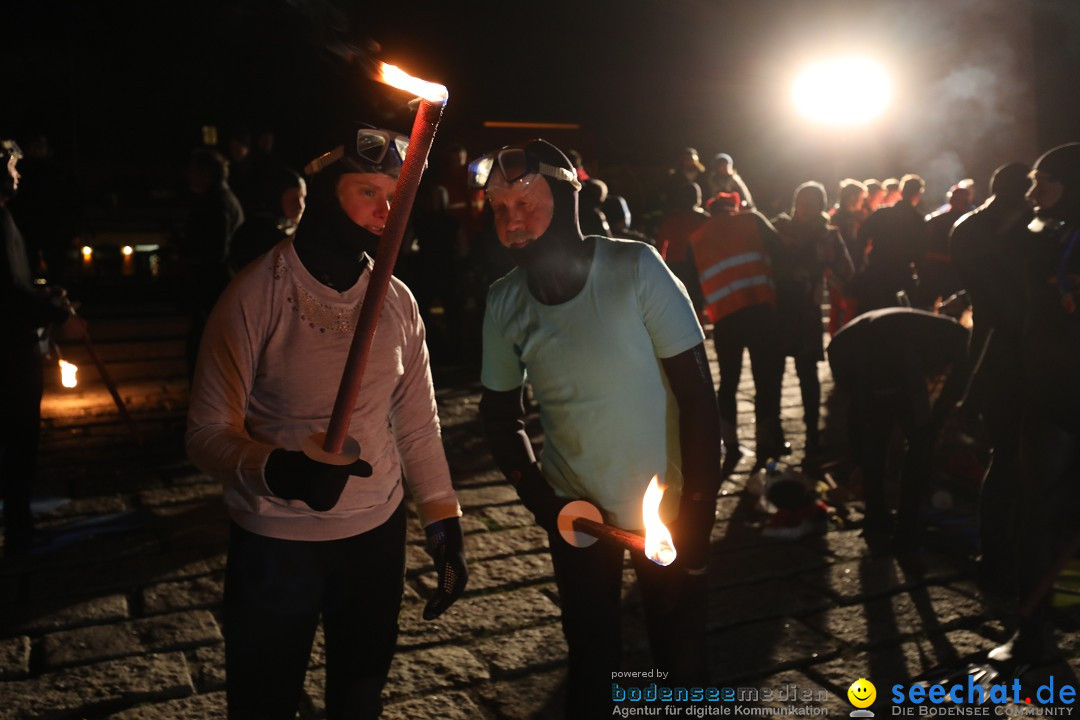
[792,56,891,127]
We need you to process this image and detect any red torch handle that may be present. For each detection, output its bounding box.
[323,98,445,453]
[572,517,646,553]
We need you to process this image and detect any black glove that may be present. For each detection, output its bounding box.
[264,449,372,511]
[422,517,469,620]
[511,464,567,534]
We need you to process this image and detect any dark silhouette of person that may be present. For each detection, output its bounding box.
[949,162,1031,595]
[225,126,254,216]
[831,178,868,271]
[578,177,612,238]
[881,177,902,207]
[704,152,755,209]
[246,128,293,220]
[227,170,306,274]
[181,147,244,380]
[855,174,926,311]
[656,181,709,315]
[660,146,706,212]
[987,142,1080,669]
[429,142,487,351]
[689,191,786,473]
[0,138,73,556]
[7,135,76,283]
[827,308,969,553]
[828,178,868,333]
[603,193,656,248]
[410,182,466,364]
[863,178,886,216]
[771,182,854,458]
[919,182,971,307]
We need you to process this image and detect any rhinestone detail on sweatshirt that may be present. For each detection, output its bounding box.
[287,283,361,334]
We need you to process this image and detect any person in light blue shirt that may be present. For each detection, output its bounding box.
[474,139,721,719]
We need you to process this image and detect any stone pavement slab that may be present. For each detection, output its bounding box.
[473,623,568,677]
[104,691,226,719]
[474,668,566,720]
[141,574,224,615]
[303,647,489,716]
[39,610,221,670]
[8,594,130,635]
[382,691,485,720]
[0,635,30,679]
[396,588,563,649]
[0,652,194,720]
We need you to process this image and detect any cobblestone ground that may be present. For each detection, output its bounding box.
[2,335,1079,719]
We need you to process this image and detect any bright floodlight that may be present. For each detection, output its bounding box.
[792,56,891,127]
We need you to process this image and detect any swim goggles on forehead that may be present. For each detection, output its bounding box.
[304,128,419,176]
[468,147,582,191]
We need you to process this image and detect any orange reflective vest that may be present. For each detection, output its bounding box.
[689,212,776,323]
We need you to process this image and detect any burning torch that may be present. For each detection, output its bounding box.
[302,62,448,465]
[52,343,78,389]
[54,312,142,445]
[556,476,678,567]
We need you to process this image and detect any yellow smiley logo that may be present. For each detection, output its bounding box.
[848,678,876,708]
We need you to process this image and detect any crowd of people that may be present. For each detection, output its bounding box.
[3,121,1080,716]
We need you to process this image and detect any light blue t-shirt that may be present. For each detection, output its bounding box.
[481,238,705,529]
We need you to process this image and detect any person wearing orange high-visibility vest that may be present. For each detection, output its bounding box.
[689,192,786,476]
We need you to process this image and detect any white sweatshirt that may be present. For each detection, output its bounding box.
[186,240,460,541]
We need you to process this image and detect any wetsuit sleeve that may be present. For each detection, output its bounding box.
[661,344,721,571]
[634,244,704,358]
[479,386,564,533]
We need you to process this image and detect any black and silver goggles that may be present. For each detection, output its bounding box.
[304,129,419,177]
[468,147,581,191]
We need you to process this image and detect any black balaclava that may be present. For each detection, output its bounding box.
[505,139,583,269]
[1032,142,1080,224]
[293,126,405,289]
[292,166,381,289]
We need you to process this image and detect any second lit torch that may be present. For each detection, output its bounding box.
[557,476,678,567]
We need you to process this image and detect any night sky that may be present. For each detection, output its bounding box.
[5,0,1080,215]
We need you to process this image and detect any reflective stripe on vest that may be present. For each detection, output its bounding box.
[703,274,773,306]
[690,213,776,322]
[699,251,769,282]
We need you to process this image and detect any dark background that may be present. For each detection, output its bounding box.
[3,0,1079,223]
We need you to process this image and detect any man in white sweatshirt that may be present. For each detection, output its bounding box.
[187,127,467,720]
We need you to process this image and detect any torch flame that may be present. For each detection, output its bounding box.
[643,475,677,566]
[59,359,78,388]
[377,62,448,105]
